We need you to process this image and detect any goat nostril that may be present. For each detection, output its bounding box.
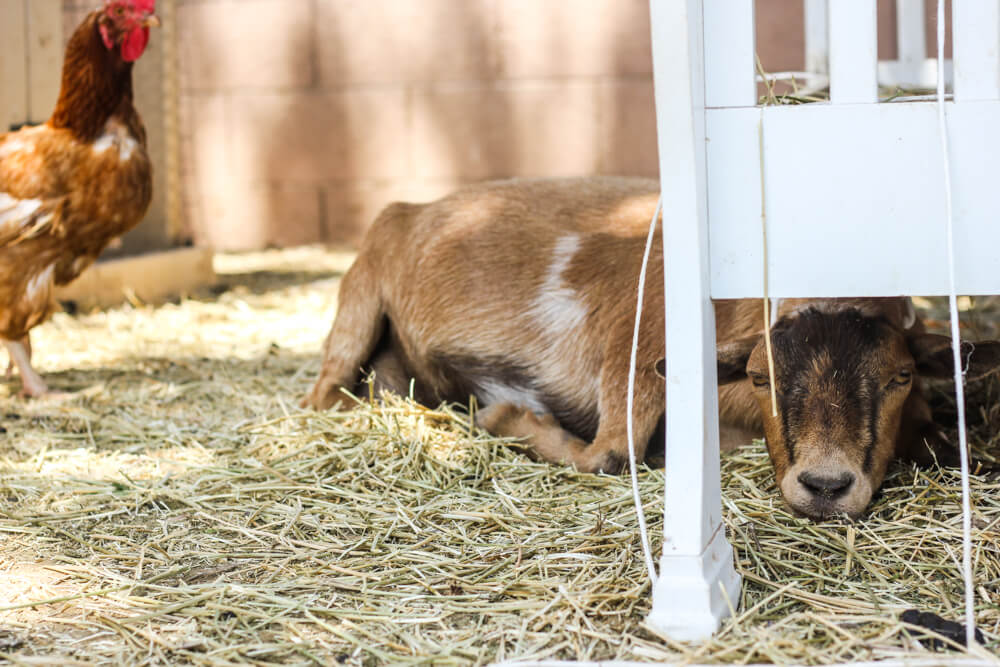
[797,471,855,499]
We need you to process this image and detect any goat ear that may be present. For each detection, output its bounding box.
[909,333,1000,381]
[716,335,759,385]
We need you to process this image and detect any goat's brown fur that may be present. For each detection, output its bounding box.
[304,176,1000,519]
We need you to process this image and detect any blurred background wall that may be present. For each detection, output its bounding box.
[55,0,952,251]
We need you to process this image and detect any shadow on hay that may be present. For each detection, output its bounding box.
[201,268,346,299]
[0,350,319,455]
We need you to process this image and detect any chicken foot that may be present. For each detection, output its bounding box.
[3,337,48,397]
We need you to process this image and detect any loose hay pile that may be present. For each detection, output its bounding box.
[1,248,998,665]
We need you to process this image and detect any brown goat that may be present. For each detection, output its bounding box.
[303,176,1000,520]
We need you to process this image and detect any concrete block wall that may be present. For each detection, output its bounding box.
[59,0,943,250]
[171,0,659,249]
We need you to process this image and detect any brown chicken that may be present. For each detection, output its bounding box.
[0,0,158,397]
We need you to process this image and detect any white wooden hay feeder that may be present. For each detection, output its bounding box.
[648,0,1000,642]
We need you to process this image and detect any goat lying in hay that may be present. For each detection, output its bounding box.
[303,176,1000,520]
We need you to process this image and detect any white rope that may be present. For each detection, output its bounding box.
[933,0,977,650]
[625,196,663,585]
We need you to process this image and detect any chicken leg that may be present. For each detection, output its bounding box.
[3,337,47,397]
[4,335,30,378]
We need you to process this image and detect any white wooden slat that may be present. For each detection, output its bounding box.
[703,0,756,108]
[0,0,28,129]
[26,0,62,123]
[650,0,716,560]
[706,101,1000,298]
[878,58,951,89]
[952,1,1000,102]
[647,0,741,642]
[804,0,829,74]
[896,0,927,68]
[828,0,878,104]
[704,107,763,290]
[881,0,930,87]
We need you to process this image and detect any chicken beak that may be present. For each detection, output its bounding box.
[142,14,160,29]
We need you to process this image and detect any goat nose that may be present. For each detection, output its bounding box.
[797,470,855,499]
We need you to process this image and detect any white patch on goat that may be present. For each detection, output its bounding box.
[25,264,55,302]
[476,378,547,414]
[531,235,587,332]
[0,193,42,230]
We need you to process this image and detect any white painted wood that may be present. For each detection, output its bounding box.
[704,0,756,108]
[952,1,1000,102]
[897,0,927,69]
[879,58,952,89]
[26,0,62,123]
[647,0,741,642]
[650,0,713,559]
[647,0,1000,646]
[804,0,829,74]
[706,101,1000,298]
[879,0,930,87]
[0,0,28,129]
[828,0,878,104]
[705,107,764,295]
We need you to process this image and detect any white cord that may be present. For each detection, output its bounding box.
[626,196,663,585]
[934,0,977,650]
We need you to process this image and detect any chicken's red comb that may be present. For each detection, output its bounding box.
[104,0,156,11]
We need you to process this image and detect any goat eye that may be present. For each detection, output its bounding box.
[889,369,912,387]
[750,374,770,388]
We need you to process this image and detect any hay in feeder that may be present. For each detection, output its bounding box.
[0,248,997,665]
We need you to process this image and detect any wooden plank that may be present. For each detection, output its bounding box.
[804,0,829,74]
[704,107,764,295]
[877,0,930,87]
[703,0,756,108]
[952,1,1000,102]
[0,0,28,129]
[26,0,62,123]
[651,0,717,560]
[706,101,1000,298]
[648,0,741,642]
[54,248,217,310]
[828,0,878,104]
[878,58,951,89]
[896,0,926,68]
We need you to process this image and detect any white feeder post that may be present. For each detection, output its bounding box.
[952,1,1000,102]
[896,0,927,79]
[804,0,830,75]
[829,0,878,104]
[646,0,742,641]
[644,0,1000,648]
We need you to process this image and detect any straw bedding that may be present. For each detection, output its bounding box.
[0,248,998,665]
